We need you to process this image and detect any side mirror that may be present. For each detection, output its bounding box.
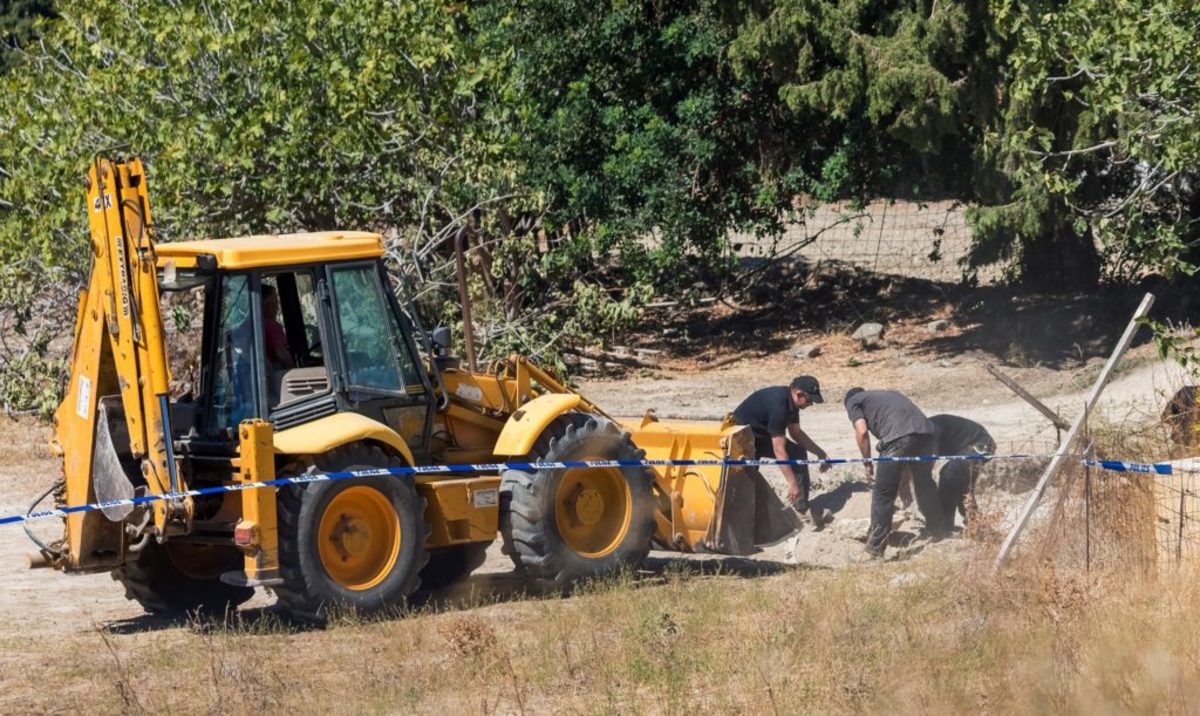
[430,326,452,356]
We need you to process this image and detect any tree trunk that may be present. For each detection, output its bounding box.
[1018,202,1100,292]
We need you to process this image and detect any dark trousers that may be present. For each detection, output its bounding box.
[753,436,811,508]
[937,434,994,527]
[867,433,945,552]
[937,461,978,527]
[936,460,974,522]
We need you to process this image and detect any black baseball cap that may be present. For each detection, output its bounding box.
[790,375,824,403]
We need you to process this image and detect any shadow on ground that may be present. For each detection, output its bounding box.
[812,481,870,514]
[99,552,804,635]
[633,257,1193,370]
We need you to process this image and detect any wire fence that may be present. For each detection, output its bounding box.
[969,383,1200,573]
[738,199,1003,285]
[1154,466,1200,566]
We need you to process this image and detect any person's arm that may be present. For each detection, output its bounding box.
[772,435,803,503]
[270,340,296,370]
[788,423,830,473]
[854,417,873,481]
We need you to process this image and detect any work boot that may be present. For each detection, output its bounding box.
[809,507,833,530]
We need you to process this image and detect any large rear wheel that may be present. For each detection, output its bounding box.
[113,541,254,616]
[500,413,654,585]
[274,444,428,623]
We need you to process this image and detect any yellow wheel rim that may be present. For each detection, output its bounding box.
[554,461,632,558]
[318,486,401,591]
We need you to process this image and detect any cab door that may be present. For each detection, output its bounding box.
[326,261,433,456]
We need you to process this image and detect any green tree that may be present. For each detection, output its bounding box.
[728,1,1063,283]
[982,0,1200,286]
[729,0,1002,200]
[0,0,514,267]
[472,0,820,297]
[0,0,518,412]
[730,0,1200,290]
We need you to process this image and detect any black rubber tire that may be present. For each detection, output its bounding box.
[499,413,655,585]
[113,541,254,616]
[274,443,428,623]
[417,542,491,593]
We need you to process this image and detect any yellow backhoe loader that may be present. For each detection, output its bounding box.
[38,156,797,622]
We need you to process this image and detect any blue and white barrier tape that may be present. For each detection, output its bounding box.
[0,452,1178,527]
[1081,459,1175,475]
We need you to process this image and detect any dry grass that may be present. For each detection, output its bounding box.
[4,376,1199,713]
[0,416,53,495]
[4,553,1200,714]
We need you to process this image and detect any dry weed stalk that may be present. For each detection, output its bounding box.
[93,623,145,714]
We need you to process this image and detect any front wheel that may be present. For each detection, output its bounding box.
[274,444,428,623]
[500,413,655,585]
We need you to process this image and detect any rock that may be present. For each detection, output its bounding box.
[850,322,885,349]
[926,319,950,333]
[791,343,823,359]
[832,517,872,542]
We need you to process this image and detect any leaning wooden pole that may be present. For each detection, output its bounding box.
[993,292,1156,569]
[985,363,1071,432]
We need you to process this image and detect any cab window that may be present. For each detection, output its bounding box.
[330,265,407,392]
[206,274,256,436]
[261,270,330,409]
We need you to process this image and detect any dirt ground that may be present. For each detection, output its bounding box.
[0,324,1186,662]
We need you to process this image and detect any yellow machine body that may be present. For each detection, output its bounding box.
[155,231,385,270]
[273,412,416,467]
[47,157,789,607]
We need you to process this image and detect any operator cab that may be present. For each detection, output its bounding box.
[156,232,434,457]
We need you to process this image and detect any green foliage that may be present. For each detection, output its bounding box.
[728,0,1001,200]
[0,0,54,72]
[473,0,814,292]
[727,0,1105,286]
[1145,318,1200,378]
[0,0,516,412]
[2,0,1199,414]
[977,0,1200,287]
[0,335,64,417]
[0,0,511,265]
[0,260,71,416]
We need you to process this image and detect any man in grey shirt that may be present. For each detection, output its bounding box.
[844,387,949,557]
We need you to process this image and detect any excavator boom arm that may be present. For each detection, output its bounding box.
[53,157,187,569]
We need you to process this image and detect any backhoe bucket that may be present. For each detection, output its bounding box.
[92,398,139,521]
[623,415,800,556]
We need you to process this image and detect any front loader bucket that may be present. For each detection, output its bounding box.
[708,463,800,556]
[623,415,801,556]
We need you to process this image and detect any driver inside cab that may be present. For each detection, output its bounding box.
[261,283,295,371]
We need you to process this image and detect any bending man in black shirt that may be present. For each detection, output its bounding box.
[731,376,831,522]
[844,387,949,557]
[930,414,995,528]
